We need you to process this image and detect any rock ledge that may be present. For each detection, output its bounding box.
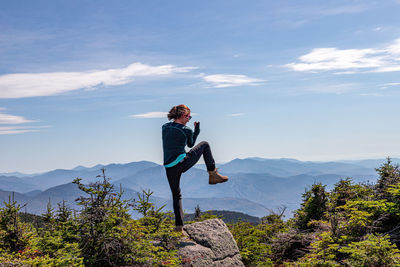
[178,218,244,266]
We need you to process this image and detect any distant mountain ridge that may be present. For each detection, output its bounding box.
[184,210,261,224]
[0,157,397,218]
[218,157,379,177]
[0,172,40,177]
[0,183,269,218]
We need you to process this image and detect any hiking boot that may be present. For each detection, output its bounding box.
[208,168,229,185]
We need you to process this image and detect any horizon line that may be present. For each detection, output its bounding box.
[2,155,400,175]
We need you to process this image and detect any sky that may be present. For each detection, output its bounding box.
[1,0,400,173]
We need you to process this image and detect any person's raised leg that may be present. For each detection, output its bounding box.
[181,141,215,172]
[181,141,228,184]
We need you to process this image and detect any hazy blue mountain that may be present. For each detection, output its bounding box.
[0,157,389,218]
[0,157,382,194]
[114,165,210,199]
[0,176,36,193]
[0,161,159,192]
[218,158,377,177]
[24,190,42,197]
[113,165,168,196]
[115,165,374,217]
[0,189,33,214]
[339,158,400,169]
[22,169,89,190]
[72,165,92,171]
[72,164,105,172]
[92,161,159,180]
[0,172,35,177]
[0,182,269,217]
[0,183,139,215]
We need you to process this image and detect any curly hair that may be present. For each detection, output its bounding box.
[167,104,190,120]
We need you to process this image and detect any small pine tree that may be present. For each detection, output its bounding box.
[0,194,30,252]
[132,189,167,233]
[340,234,400,266]
[375,157,400,200]
[294,183,328,230]
[73,169,133,266]
[194,204,201,221]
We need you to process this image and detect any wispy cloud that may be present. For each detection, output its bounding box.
[383,82,400,86]
[202,74,264,88]
[0,112,36,124]
[317,5,369,16]
[130,111,199,119]
[293,5,369,17]
[129,112,167,119]
[227,113,245,117]
[0,125,50,135]
[0,62,196,99]
[0,109,49,134]
[305,83,360,94]
[286,38,400,73]
[360,93,385,97]
[276,4,369,28]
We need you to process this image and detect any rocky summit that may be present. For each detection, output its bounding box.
[178,219,244,266]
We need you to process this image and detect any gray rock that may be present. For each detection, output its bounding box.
[213,254,244,267]
[178,219,244,266]
[178,240,214,266]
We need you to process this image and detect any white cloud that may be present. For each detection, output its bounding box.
[202,74,264,88]
[0,62,196,99]
[0,109,48,134]
[130,111,199,119]
[387,38,400,54]
[383,82,400,86]
[130,112,167,119]
[0,125,50,135]
[333,71,359,75]
[0,112,35,124]
[227,113,245,117]
[286,38,400,73]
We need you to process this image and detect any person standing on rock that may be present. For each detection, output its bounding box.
[162,104,228,232]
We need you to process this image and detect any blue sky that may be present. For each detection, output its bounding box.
[1,0,400,173]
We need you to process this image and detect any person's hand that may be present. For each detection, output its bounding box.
[194,121,200,128]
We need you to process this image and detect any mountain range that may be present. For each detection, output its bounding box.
[0,157,397,218]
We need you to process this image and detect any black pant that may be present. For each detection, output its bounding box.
[165,141,216,226]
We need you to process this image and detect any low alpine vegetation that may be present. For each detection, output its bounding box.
[2,159,400,266]
[229,158,400,266]
[0,169,181,266]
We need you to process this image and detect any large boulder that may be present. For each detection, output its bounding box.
[178,219,244,266]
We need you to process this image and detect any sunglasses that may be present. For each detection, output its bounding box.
[184,114,192,120]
